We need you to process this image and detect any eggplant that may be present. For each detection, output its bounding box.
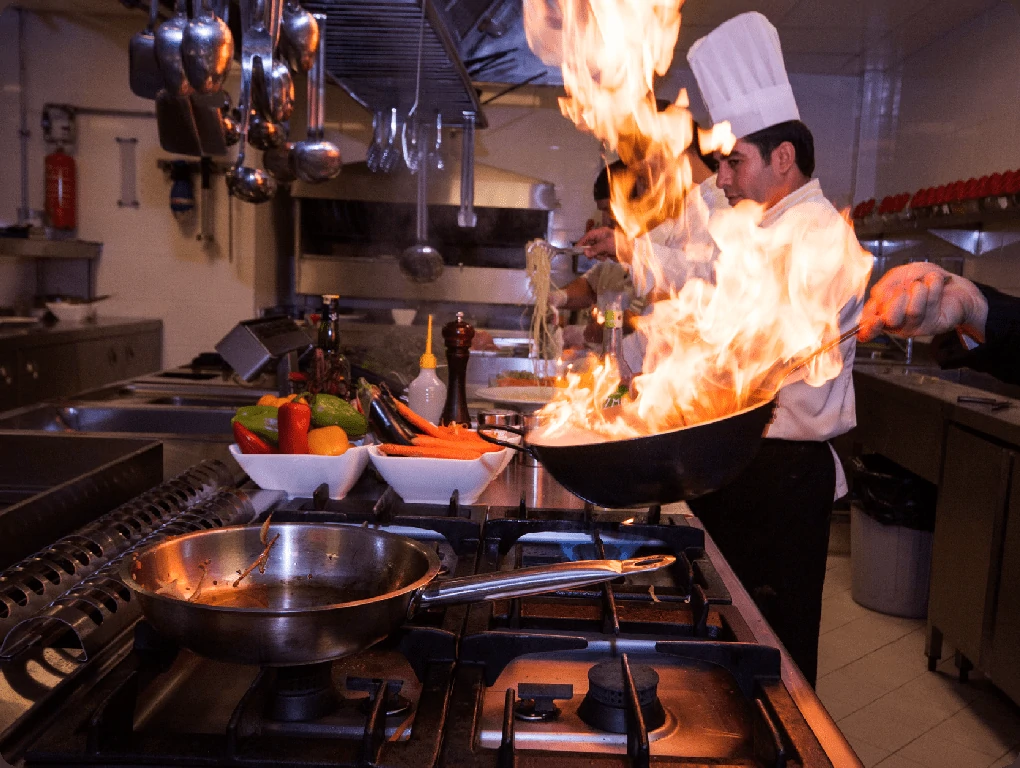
[358,379,416,446]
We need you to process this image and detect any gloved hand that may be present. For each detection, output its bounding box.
[549,288,569,308]
[858,262,988,342]
[577,226,618,261]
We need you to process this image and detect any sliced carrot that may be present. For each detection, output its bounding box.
[390,399,447,439]
[441,423,489,444]
[378,443,481,460]
[412,436,499,453]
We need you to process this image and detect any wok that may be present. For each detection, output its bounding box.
[120,523,673,666]
[479,400,777,508]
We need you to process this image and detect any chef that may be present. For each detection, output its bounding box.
[674,12,868,686]
[860,261,1020,385]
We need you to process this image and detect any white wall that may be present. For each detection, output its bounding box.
[0,8,276,367]
[858,1,1020,294]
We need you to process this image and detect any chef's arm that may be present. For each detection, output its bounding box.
[551,276,597,310]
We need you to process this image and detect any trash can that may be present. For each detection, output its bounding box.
[849,454,937,619]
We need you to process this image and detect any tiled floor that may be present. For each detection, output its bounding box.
[818,521,1020,767]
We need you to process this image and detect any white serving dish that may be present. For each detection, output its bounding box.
[367,433,518,504]
[475,386,558,413]
[46,301,97,323]
[229,443,371,499]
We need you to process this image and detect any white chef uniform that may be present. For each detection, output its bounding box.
[685,11,865,499]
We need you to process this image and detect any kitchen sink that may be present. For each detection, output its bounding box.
[854,361,1020,400]
[145,394,261,408]
[0,404,235,436]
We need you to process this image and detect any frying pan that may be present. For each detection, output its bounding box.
[480,400,777,508]
[479,325,863,508]
[120,524,673,666]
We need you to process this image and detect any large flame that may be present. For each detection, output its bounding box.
[525,0,872,443]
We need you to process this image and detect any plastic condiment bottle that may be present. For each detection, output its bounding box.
[407,314,447,425]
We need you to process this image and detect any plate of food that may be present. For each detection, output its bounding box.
[475,386,559,412]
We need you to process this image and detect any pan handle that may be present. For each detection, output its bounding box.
[477,424,534,456]
[414,554,676,609]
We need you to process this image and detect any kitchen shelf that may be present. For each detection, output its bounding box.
[0,238,101,260]
[855,208,1020,256]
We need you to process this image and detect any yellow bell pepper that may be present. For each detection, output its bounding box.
[307,425,350,456]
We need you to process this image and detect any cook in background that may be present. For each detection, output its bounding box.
[677,12,867,687]
[859,261,1020,385]
[550,161,647,351]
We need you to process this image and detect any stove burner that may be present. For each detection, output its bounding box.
[270,662,339,722]
[357,691,413,718]
[577,659,666,733]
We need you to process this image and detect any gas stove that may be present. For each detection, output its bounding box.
[0,470,845,767]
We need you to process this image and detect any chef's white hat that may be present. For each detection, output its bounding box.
[686,12,799,139]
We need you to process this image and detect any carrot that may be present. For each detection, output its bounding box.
[378,443,481,460]
[390,399,447,439]
[441,423,490,444]
[412,436,500,454]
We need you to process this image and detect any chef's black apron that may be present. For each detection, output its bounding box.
[688,438,835,687]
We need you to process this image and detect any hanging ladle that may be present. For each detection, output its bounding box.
[399,137,444,283]
[291,13,341,183]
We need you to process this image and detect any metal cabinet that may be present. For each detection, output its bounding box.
[989,463,1020,703]
[17,343,81,406]
[927,425,1013,670]
[76,330,161,392]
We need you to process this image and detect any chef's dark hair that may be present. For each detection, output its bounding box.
[743,120,815,178]
[593,159,628,202]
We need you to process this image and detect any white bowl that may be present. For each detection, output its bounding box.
[367,435,517,504]
[229,443,371,499]
[46,301,97,323]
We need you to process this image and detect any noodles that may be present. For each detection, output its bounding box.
[526,239,559,373]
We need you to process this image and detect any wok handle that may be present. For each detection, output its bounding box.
[415,554,675,609]
[477,424,532,455]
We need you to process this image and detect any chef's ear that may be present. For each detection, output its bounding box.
[770,141,798,175]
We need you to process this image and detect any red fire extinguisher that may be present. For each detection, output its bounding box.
[45,145,76,231]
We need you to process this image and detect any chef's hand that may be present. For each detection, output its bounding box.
[858,263,988,342]
[577,227,617,261]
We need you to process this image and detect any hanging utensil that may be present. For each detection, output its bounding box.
[225,0,277,203]
[181,0,234,95]
[433,112,444,170]
[379,107,400,172]
[291,14,341,183]
[155,90,202,155]
[401,0,428,173]
[120,524,675,667]
[399,136,443,283]
[154,0,192,97]
[129,0,162,99]
[458,111,477,228]
[190,90,231,155]
[279,0,319,73]
[366,110,385,172]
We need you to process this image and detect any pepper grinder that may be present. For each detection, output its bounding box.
[440,311,474,426]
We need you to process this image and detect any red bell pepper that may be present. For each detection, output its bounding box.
[278,400,312,454]
[233,421,275,454]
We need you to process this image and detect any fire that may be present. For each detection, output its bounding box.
[524,0,872,443]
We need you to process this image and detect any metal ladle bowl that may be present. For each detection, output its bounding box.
[226,157,277,203]
[279,0,319,72]
[248,112,286,150]
[399,243,445,283]
[154,0,193,97]
[181,0,233,94]
[264,143,297,182]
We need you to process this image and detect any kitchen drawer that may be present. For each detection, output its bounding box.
[17,344,80,405]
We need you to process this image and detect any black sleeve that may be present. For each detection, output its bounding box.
[932,283,1020,385]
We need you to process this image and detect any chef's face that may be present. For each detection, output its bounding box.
[715,138,781,208]
[596,198,615,228]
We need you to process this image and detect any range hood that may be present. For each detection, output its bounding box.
[301,0,490,128]
[291,159,557,210]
